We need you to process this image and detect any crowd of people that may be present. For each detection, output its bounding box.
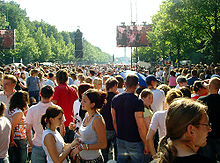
[0,62,220,163]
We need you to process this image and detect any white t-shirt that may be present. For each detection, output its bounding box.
[72,99,82,129]
[150,110,167,139]
[0,91,15,117]
[25,102,54,146]
[42,129,68,163]
[0,116,11,158]
[151,89,165,113]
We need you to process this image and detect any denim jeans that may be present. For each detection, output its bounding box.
[116,138,144,163]
[29,90,40,102]
[31,145,46,163]
[64,126,75,143]
[8,139,27,163]
[101,130,117,162]
[198,138,220,161]
[0,157,9,163]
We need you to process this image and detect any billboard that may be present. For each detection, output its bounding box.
[116,25,152,47]
[0,29,15,49]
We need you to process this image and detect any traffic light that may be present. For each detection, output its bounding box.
[75,29,83,58]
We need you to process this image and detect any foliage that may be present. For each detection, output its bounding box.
[0,0,111,65]
[137,0,220,64]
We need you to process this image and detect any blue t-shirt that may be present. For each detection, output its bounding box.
[112,92,144,142]
[26,76,39,91]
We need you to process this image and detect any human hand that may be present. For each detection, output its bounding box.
[10,141,18,147]
[144,144,149,154]
[70,146,81,158]
[69,122,76,131]
[71,138,81,148]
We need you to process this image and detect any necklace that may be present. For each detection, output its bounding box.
[84,112,96,124]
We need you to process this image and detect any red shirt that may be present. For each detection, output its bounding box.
[53,83,78,127]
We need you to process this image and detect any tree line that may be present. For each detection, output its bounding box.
[137,0,219,64]
[0,1,111,65]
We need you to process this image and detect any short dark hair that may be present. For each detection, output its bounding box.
[41,85,54,99]
[106,77,118,91]
[56,69,68,84]
[116,75,124,88]
[126,74,138,88]
[48,72,54,78]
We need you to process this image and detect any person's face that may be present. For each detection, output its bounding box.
[142,94,153,107]
[179,82,187,87]
[21,73,26,79]
[81,94,94,111]
[151,80,158,88]
[3,79,15,92]
[199,87,209,95]
[51,113,63,128]
[95,81,102,90]
[193,113,212,148]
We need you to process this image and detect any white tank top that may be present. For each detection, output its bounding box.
[79,113,102,160]
[42,129,68,163]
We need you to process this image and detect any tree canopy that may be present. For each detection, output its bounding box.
[0,0,111,65]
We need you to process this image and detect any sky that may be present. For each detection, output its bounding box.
[7,0,163,57]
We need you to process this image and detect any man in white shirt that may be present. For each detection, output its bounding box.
[43,72,56,88]
[26,85,61,163]
[0,75,17,117]
[145,75,165,113]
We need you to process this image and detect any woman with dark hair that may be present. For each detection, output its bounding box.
[72,83,94,132]
[41,105,80,163]
[8,91,29,163]
[154,98,215,163]
[191,81,209,101]
[71,89,107,163]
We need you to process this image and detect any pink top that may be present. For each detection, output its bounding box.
[169,76,177,86]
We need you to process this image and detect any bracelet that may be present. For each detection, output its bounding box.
[78,145,82,151]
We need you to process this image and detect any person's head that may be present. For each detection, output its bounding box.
[157,84,171,96]
[48,72,55,80]
[102,75,110,85]
[3,75,17,93]
[40,85,54,100]
[191,69,198,77]
[170,70,176,77]
[20,72,26,80]
[165,89,183,106]
[14,71,20,78]
[85,77,93,84]
[77,73,85,83]
[70,72,77,81]
[214,67,220,75]
[140,88,153,107]
[105,77,118,93]
[125,74,139,89]
[9,91,29,111]
[209,77,220,93]
[30,69,39,77]
[89,70,95,77]
[78,83,94,100]
[179,86,191,98]
[41,105,64,130]
[115,75,124,88]
[0,102,6,116]
[81,89,106,111]
[146,75,159,89]
[158,98,211,162]
[56,69,68,84]
[176,76,187,87]
[193,81,209,95]
[93,77,102,90]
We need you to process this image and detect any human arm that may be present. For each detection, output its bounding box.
[146,128,157,157]
[135,111,149,154]
[111,108,117,134]
[44,133,79,163]
[10,111,23,146]
[26,123,33,147]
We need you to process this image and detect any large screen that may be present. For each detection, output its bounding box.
[0,29,15,49]
[116,25,152,47]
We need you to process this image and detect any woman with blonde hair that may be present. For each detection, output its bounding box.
[155,98,215,163]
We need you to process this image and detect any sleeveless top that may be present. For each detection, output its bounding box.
[79,113,102,160]
[42,129,67,163]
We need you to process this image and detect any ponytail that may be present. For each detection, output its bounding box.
[157,136,177,163]
[41,114,47,130]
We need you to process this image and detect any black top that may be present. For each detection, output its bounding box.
[198,94,220,138]
[174,154,217,163]
[100,92,116,130]
[112,92,144,142]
